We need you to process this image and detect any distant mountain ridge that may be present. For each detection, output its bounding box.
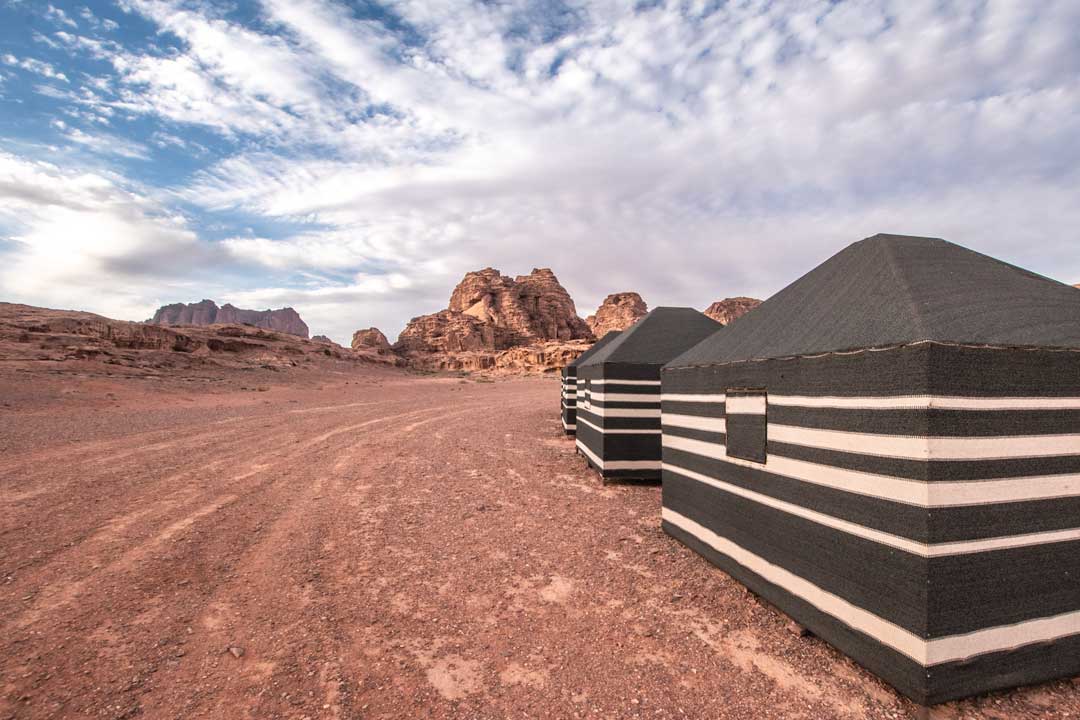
[149,299,309,338]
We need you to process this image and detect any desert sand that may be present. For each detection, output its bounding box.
[2,360,1078,719]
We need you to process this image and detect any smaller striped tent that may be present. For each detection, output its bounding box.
[576,308,721,481]
[661,234,1080,704]
[561,331,622,435]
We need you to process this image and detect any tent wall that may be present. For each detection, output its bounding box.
[561,366,578,434]
[661,342,1080,704]
[575,363,663,480]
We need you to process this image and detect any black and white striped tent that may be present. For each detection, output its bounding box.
[561,331,622,436]
[576,308,721,481]
[660,234,1080,704]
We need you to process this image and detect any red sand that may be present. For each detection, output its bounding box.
[2,362,1077,719]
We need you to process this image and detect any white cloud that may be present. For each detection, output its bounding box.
[64,127,150,159]
[2,54,69,83]
[3,0,1080,344]
[44,4,77,29]
[0,153,220,321]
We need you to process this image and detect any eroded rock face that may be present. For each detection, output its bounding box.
[312,335,333,344]
[402,340,592,374]
[586,293,648,337]
[150,300,310,338]
[703,297,762,325]
[394,267,591,371]
[445,267,592,343]
[396,311,516,355]
[152,299,218,327]
[351,327,391,352]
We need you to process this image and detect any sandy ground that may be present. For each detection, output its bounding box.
[2,362,1078,719]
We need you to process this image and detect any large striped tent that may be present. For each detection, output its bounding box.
[561,331,622,436]
[577,308,721,482]
[660,233,1080,704]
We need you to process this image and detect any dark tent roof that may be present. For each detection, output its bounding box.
[568,330,622,369]
[669,233,1080,369]
[579,307,721,367]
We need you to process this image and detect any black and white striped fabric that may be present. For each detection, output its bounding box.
[576,308,721,481]
[660,234,1080,704]
[575,372,664,480]
[560,366,578,433]
[560,331,623,436]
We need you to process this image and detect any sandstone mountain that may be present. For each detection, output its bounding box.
[150,300,310,338]
[351,327,391,352]
[393,268,593,372]
[446,268,592,343]
[586,293,648,336]
[1,303,398,371]
[703,297,762,325]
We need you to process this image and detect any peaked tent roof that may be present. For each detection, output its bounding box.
[669,233,1080,369]
[579,307,722,367]
[569,330,622,369]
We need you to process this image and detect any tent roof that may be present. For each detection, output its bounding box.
[569,330,622,369]
[668,233,1080,369]
[579,307,721,367]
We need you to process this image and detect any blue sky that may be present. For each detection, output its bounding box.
[0,0,1078,344]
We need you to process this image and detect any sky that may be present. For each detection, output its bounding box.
[0,0,1077,345]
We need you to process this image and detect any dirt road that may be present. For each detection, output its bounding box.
[1,365,1076,719]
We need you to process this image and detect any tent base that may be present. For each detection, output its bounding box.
[598,469,661,484]
[602,475,661,484]
[662,517,1080,704]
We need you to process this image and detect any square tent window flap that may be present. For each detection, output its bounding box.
[725,388,767,463]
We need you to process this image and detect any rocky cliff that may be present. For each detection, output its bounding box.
[150,300,310,338]
[703,297,762,325]
[586,293,648,337]
[394,268,592,372]
[445,268,592,343]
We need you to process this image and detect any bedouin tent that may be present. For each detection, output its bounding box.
[660,233,1080,705]
[561,331,622,435]
[576,308,721,482]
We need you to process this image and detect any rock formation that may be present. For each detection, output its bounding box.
[394,268,592,372]
[351,327,391,353]
[703,297,762,325]
[586,293,648,336]
[150,300,309,338]
[312,335,333,343]
[446,268,592,343]
[396,311,514,355]
[402,339,592,374]
[1,302,399,371]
